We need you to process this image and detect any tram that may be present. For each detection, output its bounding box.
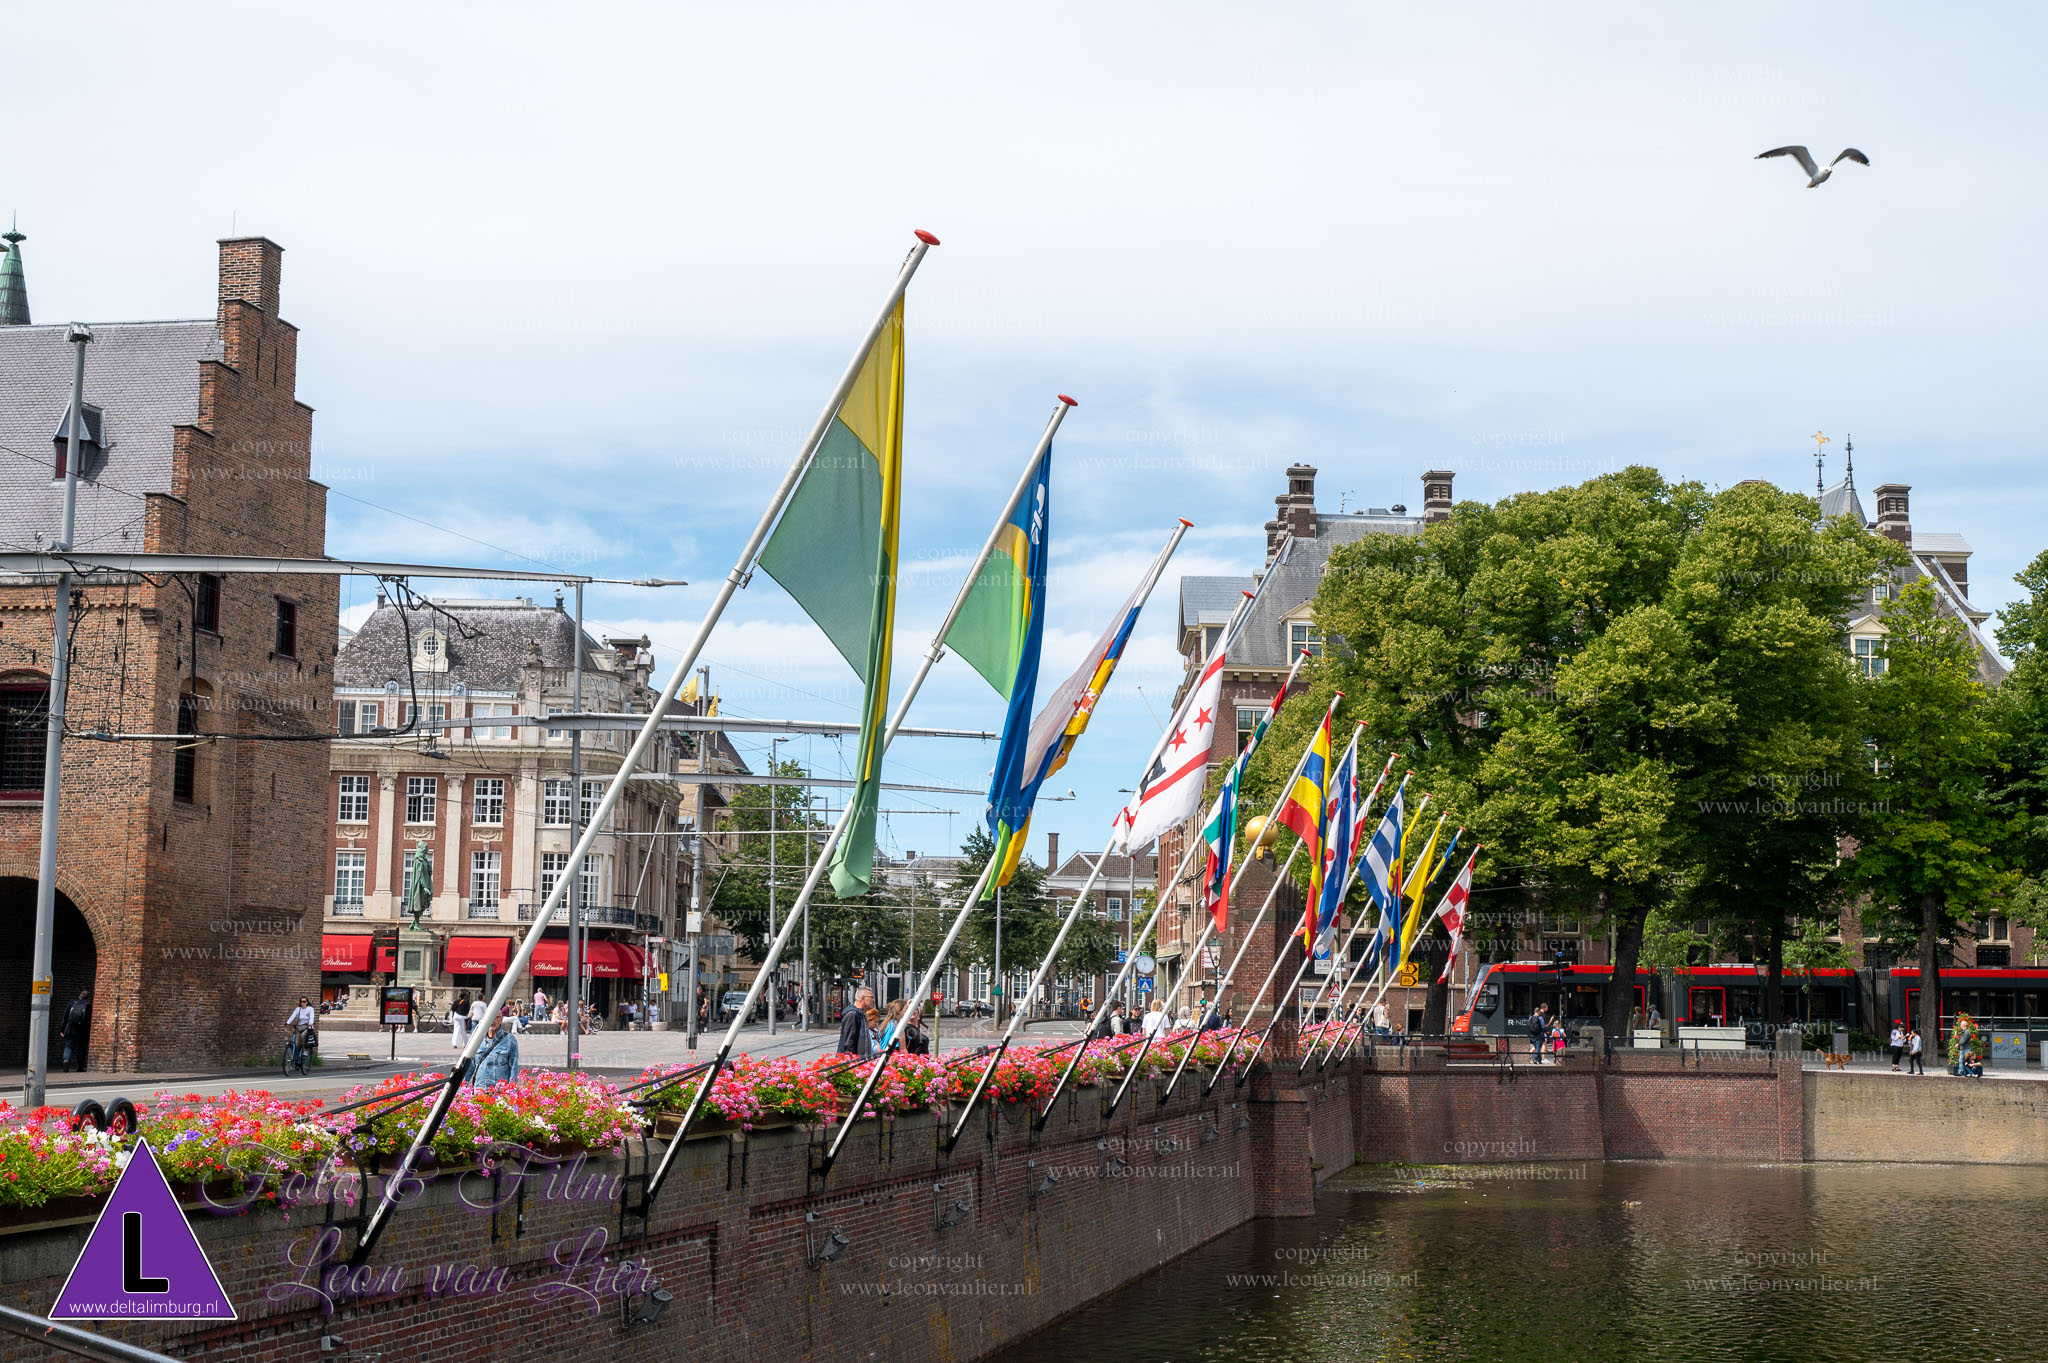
[1449,961,1654,1038]
[1885,966,2048,1045]
[1669,965,1858,1045]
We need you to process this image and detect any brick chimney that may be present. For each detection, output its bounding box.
[1046,831,1060,873]
[1280,464,1318,539]
[1422,469,1456,523]
[1873,483,1911,546]
[1264,518,1288,565]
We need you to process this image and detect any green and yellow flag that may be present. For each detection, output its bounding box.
[1396,813,1447,969]
[758,300,904,897]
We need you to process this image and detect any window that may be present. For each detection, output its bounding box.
[0,684,50,797]
[546,706,565,740]
[540,851,569,903]
[1203,625,1223,657]
[471,777,505,825]
[194,574,221,633]
[274,598,298,658]
[402,847,435,904]
[1289,621,1324,657]
[405,776,438,824]
[337,700,355,736]
[333,851,366,914]
[580,779,606,830]
[579,855,603,909]
[1236,705,1266,754]
[337,774,370,822]
[469,851,501,917]
[542,778,573,826]
[1978,946,2012,967]
[476,703,513,740]
[401,702,449,733]
[1106,896,1123,921]
[1854,637,1886,678]
[173,691,199,802]
[51,402,104,480]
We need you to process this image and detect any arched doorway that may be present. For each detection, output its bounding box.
[0,877,98,1069]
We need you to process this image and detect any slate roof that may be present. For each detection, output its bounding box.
[1818,478,1869,527]
[1046,851,1157,888]
[1225,513,1424,669]
[336,599,604,692]
[1911,531,1971,557]
[0,320,219,553]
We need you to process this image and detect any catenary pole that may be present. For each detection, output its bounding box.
[567,581,584,1068]
[350,231,941,1265]
[661,398,1089,1194]
[23,323,90,1110]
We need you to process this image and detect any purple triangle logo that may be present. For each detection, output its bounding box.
[49,1137,237,1320]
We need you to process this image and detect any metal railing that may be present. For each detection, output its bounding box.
[332,898,365,917]
[465,899,500,920]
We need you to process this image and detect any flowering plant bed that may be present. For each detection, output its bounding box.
[0,1103,124,1210]
[145,1090,339,1197]
[330,1070,638,1165]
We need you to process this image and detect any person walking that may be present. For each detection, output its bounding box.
[1888,1021,1905,1072]
[837,987,876,1057]
[1528,1004,1549,1064]
[450,992,472,1049]
[470,1013,521,1088]
[1107,1001,1128,1036]
[1906,1026,1926,1075]
[468,992,487,1041]
[1143,999,1168,1036]
[59,990,92,1073]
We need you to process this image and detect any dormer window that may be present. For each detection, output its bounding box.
[52,403,105,481]
[413,629,450,674]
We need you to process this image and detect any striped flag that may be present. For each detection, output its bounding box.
[1278,709,1334,951]
[1312,732,1362,954]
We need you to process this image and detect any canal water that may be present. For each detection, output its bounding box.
[990,1160,2048,1363]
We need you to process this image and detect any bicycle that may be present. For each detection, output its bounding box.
[283,1025,314,1077]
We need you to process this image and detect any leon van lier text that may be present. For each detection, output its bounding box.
[267,1225,657,1319]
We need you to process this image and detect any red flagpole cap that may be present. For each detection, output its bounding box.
[914,229,941,245]
[1057,394,1078,407]
[1242,590,1256,599]
[1177,517,1194,527]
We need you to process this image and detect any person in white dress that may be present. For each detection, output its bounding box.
[450,992,471,1049]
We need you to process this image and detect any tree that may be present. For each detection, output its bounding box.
[1241,469,1893,1041]
[710,757,904,982]
[1990,551,2048,961]
[1850,581,2013,1045]
[945,829,1118,1003]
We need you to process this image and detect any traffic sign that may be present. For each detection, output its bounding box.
[1135,978,1154,993]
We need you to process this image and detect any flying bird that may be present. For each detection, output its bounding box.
[1756,146,1870,188]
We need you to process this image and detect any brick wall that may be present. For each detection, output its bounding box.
[0,1070,1305,1363]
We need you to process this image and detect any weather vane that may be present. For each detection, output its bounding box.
[1811,429,1830,495]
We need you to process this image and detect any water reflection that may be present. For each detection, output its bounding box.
[991,1161,2048,1363]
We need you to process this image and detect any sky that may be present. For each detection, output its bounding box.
[9,2,2045,867]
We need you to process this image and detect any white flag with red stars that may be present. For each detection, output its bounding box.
[1111,645,1227,852]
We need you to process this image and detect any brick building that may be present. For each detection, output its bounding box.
[1041,830,1155,1012]
[324,596,709,1023]
[0,237,336,1069]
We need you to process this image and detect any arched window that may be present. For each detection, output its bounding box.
[0,679,50,798]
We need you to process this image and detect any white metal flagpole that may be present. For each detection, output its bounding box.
[351,230,941,1264]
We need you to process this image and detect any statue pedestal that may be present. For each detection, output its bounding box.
[396,928,437,987]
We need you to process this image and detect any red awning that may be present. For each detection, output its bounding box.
[322,934,374,972]
[446,936,514,975]
[531,939,647,978]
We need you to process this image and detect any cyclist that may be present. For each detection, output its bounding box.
[285,996,318,1068]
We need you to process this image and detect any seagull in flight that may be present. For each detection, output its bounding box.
[1756,146,1869,188]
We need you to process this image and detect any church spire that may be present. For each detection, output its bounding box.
[0,216,28,326]
[1843,435,1854,492]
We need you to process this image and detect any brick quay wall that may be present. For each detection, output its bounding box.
[4,1039,2029,1363]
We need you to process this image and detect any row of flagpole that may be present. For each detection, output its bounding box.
[348,229,1488,1264]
